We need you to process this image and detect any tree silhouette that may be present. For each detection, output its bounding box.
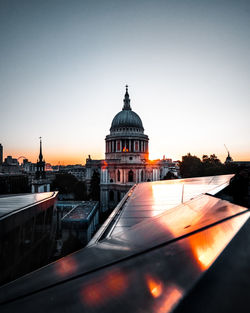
[180,153,203,178]
[180,153,236,178]
[89,170,100,201]
[51,173,87,200]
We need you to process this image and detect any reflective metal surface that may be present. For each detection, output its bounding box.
[1,213,249,313]
[1,175,249,313]
[106,175,233,237]
[108,194,248,249]
[0,192,56,218]
[0,192,58,286]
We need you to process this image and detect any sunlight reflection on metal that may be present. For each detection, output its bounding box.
[189,215,250,270]
[146,275,163,298]
[54,256,78,277]
[33,192,54,202]
[157,285,183,313]
[81,270,128,307]
[151,184,183,204]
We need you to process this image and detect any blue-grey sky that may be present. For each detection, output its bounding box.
[0,0,249,164]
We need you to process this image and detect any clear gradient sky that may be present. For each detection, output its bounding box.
[0,0,249,165]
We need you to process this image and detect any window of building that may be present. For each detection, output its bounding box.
[141,170,144,182]
[117,140,121,152]
[117,170,120,182]
[135,141,139,151]
[128,170,134,182]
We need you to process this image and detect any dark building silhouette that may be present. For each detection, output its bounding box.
[0,143,3,165]
[36,137,46,179]
[32,138,50,193]
[225,151,233,163]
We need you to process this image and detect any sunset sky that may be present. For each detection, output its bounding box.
[0,0,249,165]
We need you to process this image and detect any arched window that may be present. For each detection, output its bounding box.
[109,190,114,201]
[128,170,134,182]
[117,140,121,152]
[117,170,120,182]
[141,170,144,182]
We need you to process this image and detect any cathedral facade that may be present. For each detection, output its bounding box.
[99,86,175,211]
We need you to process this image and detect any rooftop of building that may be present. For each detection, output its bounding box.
[0,192,57,219]
[62,201,99,223]
[1,174,250,313]
[89,174,235,241]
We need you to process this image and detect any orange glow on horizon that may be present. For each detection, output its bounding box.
[3,147,250,166]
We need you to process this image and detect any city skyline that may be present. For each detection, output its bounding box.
[1,0,250,165]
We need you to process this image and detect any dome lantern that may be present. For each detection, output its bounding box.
[110,86,144,132]
[123,85,131,111]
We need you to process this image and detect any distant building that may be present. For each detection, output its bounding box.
[31,138,50,193]
[86,86,178,212]
[4,156,19,166]
[1,155,21,174]
[56,201,99,256]
[22,158,36,173]
[225,151,233,163]
[232,161,250,169]
[59,164,86,181]
[85,156,102,194]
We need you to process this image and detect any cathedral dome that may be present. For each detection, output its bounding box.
[111,110,144,131]
[110,86,144,132]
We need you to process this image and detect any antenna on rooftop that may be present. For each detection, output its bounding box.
[224,144,229,154]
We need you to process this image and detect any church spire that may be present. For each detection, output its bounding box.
[39,137,43,162]
[122,85,131,110]
[35,137,46,180]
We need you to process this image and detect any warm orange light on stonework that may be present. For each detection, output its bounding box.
[102,160,108,169]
